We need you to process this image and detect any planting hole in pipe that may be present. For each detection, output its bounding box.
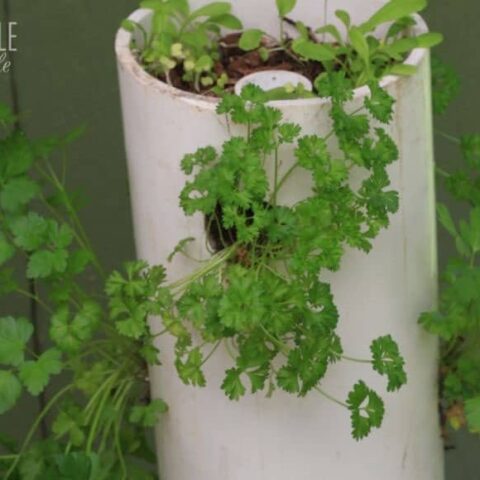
[234,70,313,97]
[205,202,272,256]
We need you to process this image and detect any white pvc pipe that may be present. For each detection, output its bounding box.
[115,2,443,479]
[235,70,313,94]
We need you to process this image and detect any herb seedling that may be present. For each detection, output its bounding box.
[123,0,243,91]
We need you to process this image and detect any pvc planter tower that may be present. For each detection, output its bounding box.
[115,1,443,479]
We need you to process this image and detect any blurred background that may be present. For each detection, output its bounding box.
[0,0,478,477]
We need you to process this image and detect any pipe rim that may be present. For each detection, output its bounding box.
[115,8,429,110]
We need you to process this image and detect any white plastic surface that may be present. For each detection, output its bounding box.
[234,70,313,95]
[115,2,443,479]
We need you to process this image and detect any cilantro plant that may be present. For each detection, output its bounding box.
[0,107,164,479]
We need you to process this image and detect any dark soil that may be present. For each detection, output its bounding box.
[164,33,325,96]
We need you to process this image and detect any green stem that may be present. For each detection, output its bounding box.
[435,166,450,178]
[113,387,131,480]
[85,376,117,454]
[342,355,372,364]
[314,385,349,409]
[5,385,74,479]
[260,325,290,355]
[14,288,53,314]
[83,372,118,424]
[168,246,235,291]
[436,129,460,145]
[201,340,222,366]
[273,146,280,207]
[99,380,133,455]
[271,162,299,201]
[40,161,105,278]
[0,454,18,461]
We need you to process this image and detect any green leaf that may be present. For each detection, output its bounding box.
[0,130,34,180]
[0,371,22,414]
[0,103,15,126]
[19,348,63,396]
[0,268,17,295]
[27,249,68,279]
[121,19,137,33]
[370,335,407,391]
[364,83,395,123]
[50,307,81,353]
[386,64,417,76]
[315,25,343,44]
[347,380,385,440]
[437,203,457,237]
[349,27,370,64]
[0,234,15,266]
[176,348,206,387]
[10,212,49,251]
[276,0,297,17]
[67,249,92,275]
[48,452,100,480]
[465,397,480,433]
[0,177,39,212]
[239,29,264,51]
[210,14,243,30]
[129,399,169,427]
[431,56,460,115]
[71,301,102,342]
[0,317,33,367]
[247,366,269,393]
[168,237,195,262]
[52,224,74,249]
[115,312,148,340]
[385,32,443,56]
[276,365,299,393]
[461,134,480,169]
[335,10,351,29]
[360,0,427,33]
[53,406,86,446]
[190,2,231,20]
[292,38,336,62]
[221,368,246,400]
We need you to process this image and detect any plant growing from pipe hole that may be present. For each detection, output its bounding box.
[0,0,473,478]
[123,0,442,94]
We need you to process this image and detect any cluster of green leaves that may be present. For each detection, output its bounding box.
[238,0,441,89]
[154,80,407,440]
[419,121,480,434]
[0,106,164,479]
[420,57,480,437]
[126,0,441,98]
[123,0,242,91]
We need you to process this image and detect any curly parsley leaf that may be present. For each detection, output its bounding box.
[371,335,407,391]
[221,368,246,400]
[347,380,385,440]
